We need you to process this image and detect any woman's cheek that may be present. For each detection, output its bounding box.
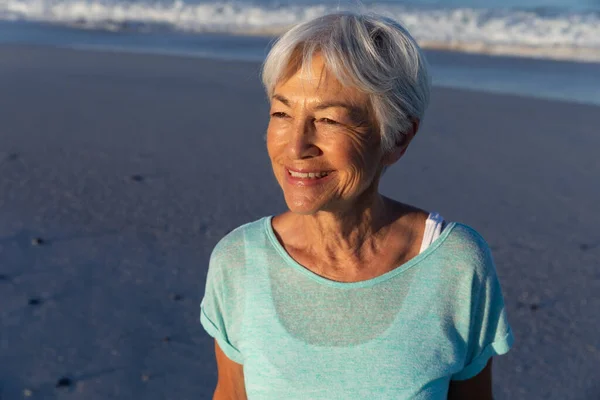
[267,124,289,151]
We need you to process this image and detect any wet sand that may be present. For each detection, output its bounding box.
[1,44,599,399]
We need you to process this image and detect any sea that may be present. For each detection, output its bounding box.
[1,0,599,105]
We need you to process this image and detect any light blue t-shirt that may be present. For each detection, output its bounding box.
[200,216,514,399]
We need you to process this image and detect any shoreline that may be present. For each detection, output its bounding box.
[2,19,600,107]
[3,19,600,65]
[2,0,600,64]
[418,40,600,64]
[2,39,600,107]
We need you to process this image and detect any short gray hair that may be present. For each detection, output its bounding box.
[262,12,431,153]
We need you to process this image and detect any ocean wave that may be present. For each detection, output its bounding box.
[2,0,600,62]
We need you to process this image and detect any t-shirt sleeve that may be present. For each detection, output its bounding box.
[200,240,245,364]
[451,253,515,381]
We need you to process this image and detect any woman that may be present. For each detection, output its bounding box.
[201,12,514,400]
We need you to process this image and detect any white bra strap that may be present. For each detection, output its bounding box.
[419,212,446,254]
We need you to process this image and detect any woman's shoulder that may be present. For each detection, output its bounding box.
[439,222,496,278]
[210,216,271,263]
[444,222,492,253]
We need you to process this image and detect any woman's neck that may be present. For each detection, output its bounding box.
[286,193,401,270]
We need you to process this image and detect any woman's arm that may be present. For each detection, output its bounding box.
[213,340,247,400]
[448,359,493,400]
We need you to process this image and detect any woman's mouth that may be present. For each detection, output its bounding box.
[287,170,330,179]
[285,168,333,186]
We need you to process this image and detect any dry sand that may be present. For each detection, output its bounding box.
[1,44,599,400]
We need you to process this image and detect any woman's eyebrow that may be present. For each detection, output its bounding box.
[272,94,290,106]
[272,94,363,115]
[313,101,357,111]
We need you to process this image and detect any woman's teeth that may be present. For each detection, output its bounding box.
[288,170,329,179]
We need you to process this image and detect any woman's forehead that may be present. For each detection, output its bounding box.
[273,55,369,108]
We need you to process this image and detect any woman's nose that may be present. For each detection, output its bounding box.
[287,119,321,159]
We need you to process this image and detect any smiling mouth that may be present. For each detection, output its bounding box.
[287,169,330,179]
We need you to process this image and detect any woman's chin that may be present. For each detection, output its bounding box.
[284,196,328,215]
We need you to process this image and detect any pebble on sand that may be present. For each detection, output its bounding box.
[517,301,540,311]
[170,293,183,301]
[28,298,42,306]
[31,237,45,246]
[55,377,72,388]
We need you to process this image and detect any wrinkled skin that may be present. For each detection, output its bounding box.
[266,54,391,216]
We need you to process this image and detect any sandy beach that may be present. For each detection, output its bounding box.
[1,44,599,399]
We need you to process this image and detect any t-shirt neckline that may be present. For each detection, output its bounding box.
[263,216,457,289]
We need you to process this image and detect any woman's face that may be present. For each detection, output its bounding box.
[267,54,385,215]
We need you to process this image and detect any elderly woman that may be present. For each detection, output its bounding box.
[200,11,514,400]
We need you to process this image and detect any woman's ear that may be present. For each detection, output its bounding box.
[382,119,420,166]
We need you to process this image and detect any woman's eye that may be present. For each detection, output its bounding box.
[319,118,338,125]
[271,112,289,118]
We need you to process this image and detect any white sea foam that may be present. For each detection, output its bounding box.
[2,0,600,62]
